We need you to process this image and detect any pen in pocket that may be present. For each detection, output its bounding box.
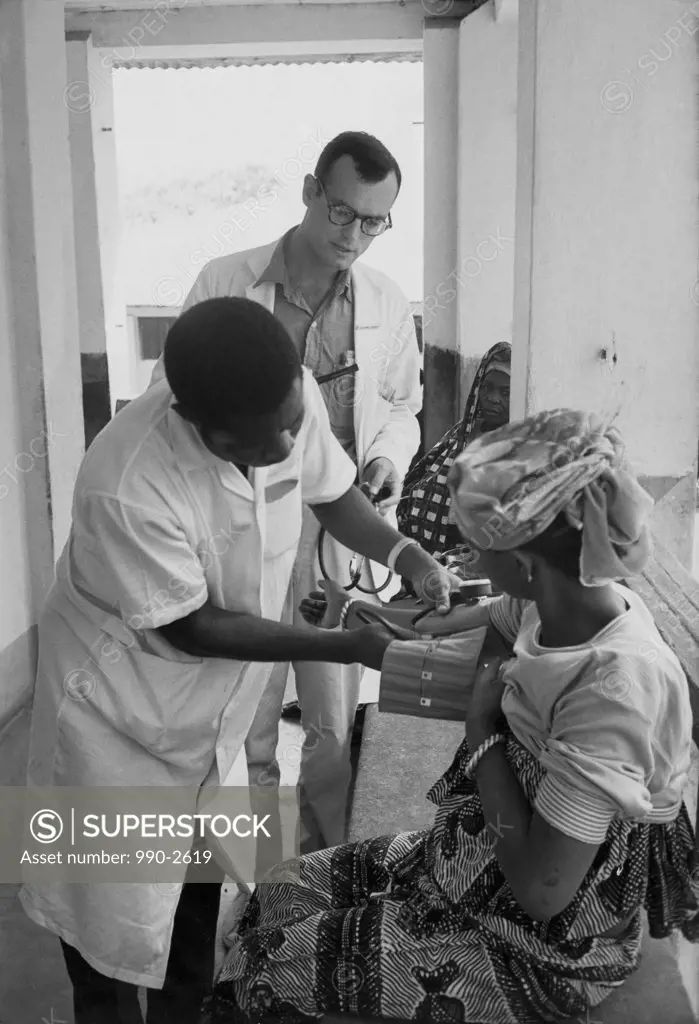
[315,363,359,386]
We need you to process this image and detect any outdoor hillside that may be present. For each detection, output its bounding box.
[122,165,277,224]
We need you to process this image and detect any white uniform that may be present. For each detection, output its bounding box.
[19,370,355,988]
[147,238,422,848]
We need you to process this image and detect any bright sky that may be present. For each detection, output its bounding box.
[113,61,424,304]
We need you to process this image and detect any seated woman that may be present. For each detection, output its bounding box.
[202,408,698,1024]
[395,341,510,588]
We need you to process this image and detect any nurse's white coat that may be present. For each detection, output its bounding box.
[20,369,356,988]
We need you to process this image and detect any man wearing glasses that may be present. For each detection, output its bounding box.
[149,131,421,853]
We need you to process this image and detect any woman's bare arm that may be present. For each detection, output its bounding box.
[464,725,601,921]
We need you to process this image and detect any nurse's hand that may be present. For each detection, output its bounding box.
[346,622,397,671]
[396,546,462,615]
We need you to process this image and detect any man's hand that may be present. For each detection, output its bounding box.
[359,457,401,514]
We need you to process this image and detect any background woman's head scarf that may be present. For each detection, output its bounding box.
[396,342,511,558]
[458,341,511,446]
[447,408,654,586]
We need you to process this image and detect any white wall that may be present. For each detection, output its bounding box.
[24,1,85,553]
[422,21,460,445]
[67,34,109,360]
[0,0,84,728]
[457,1,518,401]
[513,0,699,559]
[0,89,40,725]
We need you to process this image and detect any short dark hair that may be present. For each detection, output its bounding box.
[315,131,402,192]
[519,512,583,581]
[164,297,301,428]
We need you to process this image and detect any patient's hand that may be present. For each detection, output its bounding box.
[299,579,348,629]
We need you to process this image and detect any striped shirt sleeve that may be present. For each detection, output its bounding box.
[534,773,617,844]
[489,595,528,645]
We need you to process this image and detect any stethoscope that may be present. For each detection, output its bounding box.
[315,362,394,595]
[317,490,395,595]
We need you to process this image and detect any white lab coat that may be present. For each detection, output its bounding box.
[19,370,356,988]
[149,236,422,482]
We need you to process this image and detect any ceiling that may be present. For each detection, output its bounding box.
[63,0,401,8]
[110,53,419,67]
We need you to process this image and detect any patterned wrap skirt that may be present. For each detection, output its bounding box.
[202,734,699,1024]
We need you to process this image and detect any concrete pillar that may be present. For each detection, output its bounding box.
[66,31,111,446]
[422,3,518,452]
[456,0,517,407]
[65,32,123,441]
[421,20,461,451]
[0,0,84,725]
[512,0,699,563]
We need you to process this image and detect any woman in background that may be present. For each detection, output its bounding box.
[396,341,511,586]
[202,407,698,1024]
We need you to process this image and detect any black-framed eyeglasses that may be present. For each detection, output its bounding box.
[316,178,392,237]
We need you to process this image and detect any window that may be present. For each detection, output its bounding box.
[137,315,177,361]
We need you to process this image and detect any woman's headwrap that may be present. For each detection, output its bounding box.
[468,342,511,437]
[447,409,654,586]
[483,359,511,379]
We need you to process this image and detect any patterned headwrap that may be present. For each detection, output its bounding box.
[447,409,654,586]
